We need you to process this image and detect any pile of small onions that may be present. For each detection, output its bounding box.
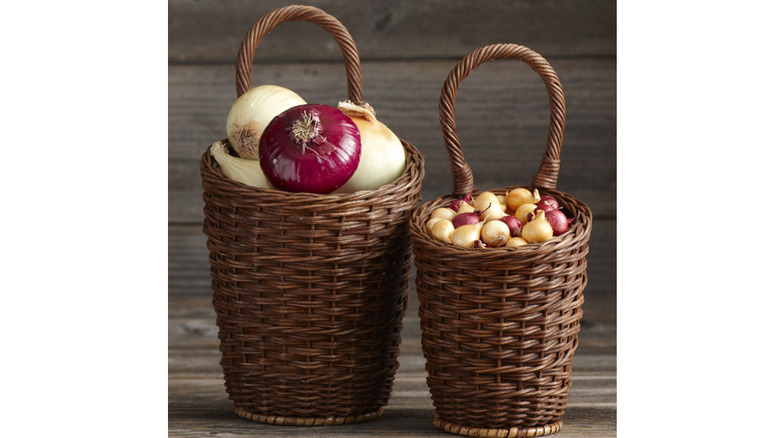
[425,188,575,249]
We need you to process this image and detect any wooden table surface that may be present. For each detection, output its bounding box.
[168,269,616,438]
[169,1,616,436]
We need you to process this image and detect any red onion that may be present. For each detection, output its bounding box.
[452,211,482,228]
[499,215,523,237]
[449,193,473,211]
[259,104,361,193]
[545,209,570,236]
[538,195,559,210]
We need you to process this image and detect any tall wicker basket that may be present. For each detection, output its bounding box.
[409,44,593,437]
[200,5,424,426]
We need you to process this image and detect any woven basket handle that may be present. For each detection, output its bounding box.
[235,5,364,104]
[439,43,566,196]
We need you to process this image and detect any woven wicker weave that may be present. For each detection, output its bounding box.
[409,44,593,437]
[200,5,424,426]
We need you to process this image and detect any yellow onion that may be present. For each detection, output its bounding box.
[452,223,483,248]
[471,192,500,211]
[506,237,528,247]
[335,101,407,193]
[431,207,456,221]
[522,210,554,243]
[506,188,541,212]
[431,219,455,244]
[425,217,444,233]
[515,203,539,224]
[481,220,510,247]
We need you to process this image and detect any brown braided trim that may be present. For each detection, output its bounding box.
[435,416,562,438]
[235,406,384,426]
[235,5,364,104]
[439,43,565,195]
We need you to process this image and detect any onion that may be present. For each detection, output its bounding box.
[259,104,361,194]
[452,223,483,248]
[538,195,559,210]
[522,210,554,243]
[334,101,406,193]
[481,220,510,247]
[431,207,457,221]
[506,188,540,212]
[514,203,539,225]
[499,215,523,237]
[472,192,500,211]
[226,85,307,159]
[545,209,570,236]
[209,141,271,188]
[480,203,505,222]
[506,237,528,247]
[449,193,473,211]
[425,217,443,233]
[452,211,482,228]
[431,219,455,244]
[456,203,476,214]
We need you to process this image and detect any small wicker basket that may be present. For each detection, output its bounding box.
[200,5,424,426]
[409,44,593,437]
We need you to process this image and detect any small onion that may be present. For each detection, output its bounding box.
[545,209,570,236]
[505,188,540,212]
[449,193,473,211]
[472,192,500,211]
[259,104,361,194]
[452,223,483,248]
[431,207,457,221]
[514,203,539,225]
[499,215,523,237]
[481,220,510,247]
[522,210,554,243]
[425,217,443,233]
[480,203,506,222]
[506,237,528,247]
[457,203,476,214]
[452,211,482,228]
[431,219,455,244]
[538,195,560,210]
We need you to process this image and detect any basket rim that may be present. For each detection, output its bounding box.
[410,186,592,255]
[201,137,425,203]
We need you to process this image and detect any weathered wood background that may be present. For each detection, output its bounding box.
[169,0,616,436]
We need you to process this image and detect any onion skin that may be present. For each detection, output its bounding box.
[259,104,361,194]
[226,85,306,159]
[545,209,570,236]
[499,215,523,237]
[538,195,559,210]
[449,193,473,211]
[452,211,482,228]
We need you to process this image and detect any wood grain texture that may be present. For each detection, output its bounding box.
[169,1,615,435]
[168,58,615,223]
[169,295,615,437]
[169,0,616,62]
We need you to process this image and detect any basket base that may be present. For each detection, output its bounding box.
[434,416,562,438]
[234,406,384,426]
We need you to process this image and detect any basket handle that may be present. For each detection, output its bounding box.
[235,5,365,105]
[439,43,566,196]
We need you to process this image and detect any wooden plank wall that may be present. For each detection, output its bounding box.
[168,0,616,303]
[169,1,616,435]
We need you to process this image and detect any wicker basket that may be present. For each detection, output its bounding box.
[409,44,593,437]
[200,5,424,426]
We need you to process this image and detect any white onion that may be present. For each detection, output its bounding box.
[335,101,407,193]
[226,85,306,159]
